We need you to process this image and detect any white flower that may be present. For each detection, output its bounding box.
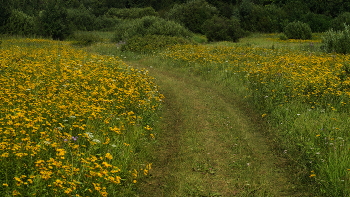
[44,141,51,145]
[85,132,94,138]
[92,139,101,143]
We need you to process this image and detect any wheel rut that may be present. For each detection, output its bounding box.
[131,61,309,197]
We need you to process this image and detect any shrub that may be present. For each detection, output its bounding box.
[284,21,312,40]
[112,16,192,42]
[322,24,350,54]
[94,15,121,31]
[70,31,102,46]
[279,33,288,40]
[301,12,331,32]
[165,0,218,34]
[37,2,73,40]
[202,16,244,42]
[239,2,287,32]
[106,7,158,19]
[5,10,37,36]
[0,1,12,34]
[67,6,96,31]
[331,12,350,31]
[121,35,194,53]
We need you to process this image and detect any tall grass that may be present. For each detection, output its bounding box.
[0,38,163,196]
[160,42,350,196]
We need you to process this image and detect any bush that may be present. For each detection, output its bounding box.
[322,24,350,54]
[121,35,194,53]
[331,12,350,31]
[106,7,158,19]
[70,31,102,46]
[37,2,73,40]
[202,16,244,42]
[284,21,312,40]
[301,12,331,32]
[94,15,121,31]
[165,0,218,34]
[239,2,287,33]
[5,10,37,36]
[67,6,96,31]
[112,16,192,42]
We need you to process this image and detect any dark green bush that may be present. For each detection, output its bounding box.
[165,0,218,34]
[331,12,350,31]
[239,2,287,32]
[301,12,331,32]
[5,10,37,36]
[67,6,96,31]
[322,24,350,54]
[94,15,121,31]
[202,16,244,42]
[121,35,193,53]
[0,0,12,34]
[37,2,73,40]
[284,21,312,40]
[106,7,158,19]
[112,16,192,42]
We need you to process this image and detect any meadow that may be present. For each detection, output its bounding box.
[158,36,350,196]
[2,33,350,196]
[0,38,163,196]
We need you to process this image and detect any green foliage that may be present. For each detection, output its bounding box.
[322,24,350,54]
[70,31,102,46]
[239,1,287,32]
[106,7,158,19]
[37,1,73,40]
[121,35,194,53]
[192,34,208,44]
[331,12,350,31]
[301,12,331,32]
[202,16,244,42]
[5,10,37,36]
[279,33,288,40]
[284,21,312,40]
[94,15,121,31]
[112,16,192,42]
[0,0,13,33]
[165,0,218,34]
[67,6,96,31]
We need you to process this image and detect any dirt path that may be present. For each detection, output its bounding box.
[131,61,309,197]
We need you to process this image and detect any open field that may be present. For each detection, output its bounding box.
[2,33,350,196]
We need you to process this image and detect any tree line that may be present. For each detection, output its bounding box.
[1,0,350,40]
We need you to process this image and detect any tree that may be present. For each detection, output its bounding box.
[37,0,73,40]
[0,0,13,33]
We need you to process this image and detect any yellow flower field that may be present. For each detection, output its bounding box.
[162,44,350,110]
[0,38,163,196]
[161,43,350,196]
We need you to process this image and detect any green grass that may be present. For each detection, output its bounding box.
[77,31,350,196]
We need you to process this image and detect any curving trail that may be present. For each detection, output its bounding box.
[131,60,309,197]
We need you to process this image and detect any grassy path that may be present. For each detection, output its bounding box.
[129,60,309,197]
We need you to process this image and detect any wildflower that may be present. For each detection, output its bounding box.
[85,132,94,138]
[109,127,121,134]
[105,153,113,160]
